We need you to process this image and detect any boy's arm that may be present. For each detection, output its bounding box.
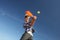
[30,16,37,27]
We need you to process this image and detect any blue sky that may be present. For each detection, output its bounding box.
[0,0,60,40]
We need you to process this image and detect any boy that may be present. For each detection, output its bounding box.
[20,10,37,40]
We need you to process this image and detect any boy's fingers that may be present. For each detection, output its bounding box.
[33,16,37,19]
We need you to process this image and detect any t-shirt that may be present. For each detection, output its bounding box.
[24,17,33,36]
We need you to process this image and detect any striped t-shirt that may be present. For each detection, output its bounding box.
[24,17,33,32]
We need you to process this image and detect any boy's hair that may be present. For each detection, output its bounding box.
[25,10,33,17]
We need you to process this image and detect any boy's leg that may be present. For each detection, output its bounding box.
[20,32,32,40]
[27,36,33,40]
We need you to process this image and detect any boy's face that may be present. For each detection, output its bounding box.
[25,16,30,22]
